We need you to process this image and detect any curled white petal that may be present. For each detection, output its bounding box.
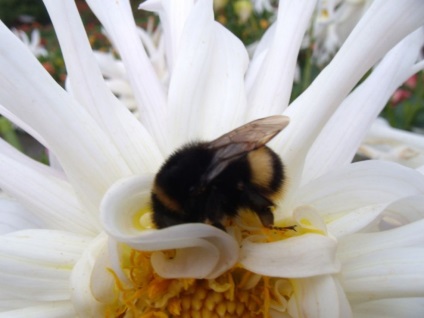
[293,205,327,234]
[379,195,424,227]
[327,204,388,239]
[240,233,340,278]
[100,175,238,279]
[359,117,424,169]
[338,218,424,263]
[90,239,115,304]
[293,161,424,218]
[70,233,106,317]
[290,275,352,318]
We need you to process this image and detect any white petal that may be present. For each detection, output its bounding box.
[70,233,106,317]
[0,290,41,310]
[327,204,388,239]
[197,23,249,141]
[89,238,115,304]
[0,141,99,235]
[0,103,46,148]
[85,0,169,151]
[140,0,194,73]
[353,298,424,318]
[0,22,132,212]
[292,161,424,218]
[246,0,317,119]
[341,247,424,302]
[293,205,327,234]
[92,51,126,79]
[0,301,75,318]
[149,236,223,278]
[378,195,424,226]
[357,117,424,169]
[0,230,89,302]
[290,275,352,318]
[100,175,238,279]
[302,28,424,183]
[240,233,340,278]
[43,0,163,173]
[338,219,424,263]
[127,225,237,280]
[167,0,249,148]
[245,23,276,91]
[0,195,44,235]
[274,0,424,195]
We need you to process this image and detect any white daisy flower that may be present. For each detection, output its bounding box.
[0,0,424,317]
[93,17,168,116]
[11,28,48,58]
[359,118,424,168]
[251,0,276,14]
[311,0,374,66]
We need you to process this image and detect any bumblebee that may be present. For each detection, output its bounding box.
[151,115,289,230]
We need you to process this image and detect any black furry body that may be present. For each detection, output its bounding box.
[152,142,284,230]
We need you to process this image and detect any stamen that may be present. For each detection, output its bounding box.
[105,211,302,317]
[105,249,292,317]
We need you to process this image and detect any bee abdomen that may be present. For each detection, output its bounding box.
[247,147,284,196]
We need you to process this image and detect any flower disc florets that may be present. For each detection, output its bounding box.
[105,212,299,317]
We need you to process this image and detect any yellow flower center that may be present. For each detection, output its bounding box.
[105,211,300,317]
[106,251,292,318]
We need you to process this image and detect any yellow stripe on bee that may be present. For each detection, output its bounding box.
[247,147,273,189]
[152,184,182,213]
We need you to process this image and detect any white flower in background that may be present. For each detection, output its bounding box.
[234,0,254,24]
[0,0,424,317]
[358,118,424,168]
[251,0,276,14]
[214,0,275,15]
[311,0,374,66]
[93,17,167,116]
[11,28,48,58]
[92,51,138,113]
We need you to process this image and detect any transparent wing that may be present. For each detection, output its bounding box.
[203,115,289,183]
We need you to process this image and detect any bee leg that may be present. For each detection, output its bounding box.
[240,185,275,227]
[204,189,229,232]
[258,207,274,228]
[153,210,186,229]
[270,225,297,231]
[211,222,226,231]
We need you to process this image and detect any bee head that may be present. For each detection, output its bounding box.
[154,143,213,203]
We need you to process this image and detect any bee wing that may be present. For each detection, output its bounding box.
[203,115,289,183]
